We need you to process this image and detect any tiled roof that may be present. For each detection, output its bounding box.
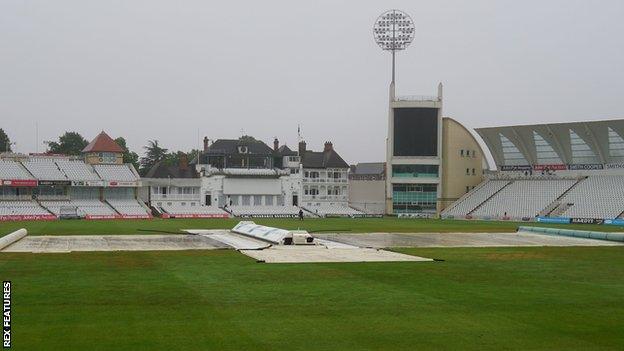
[82,131,124,153]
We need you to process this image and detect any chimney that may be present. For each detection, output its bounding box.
[203,137,209,152]
[273,138,279,151]
[324,141,333,152]
[298,140,306,156]
[179,152,188,170]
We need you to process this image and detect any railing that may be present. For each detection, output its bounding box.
[36,194,70,201]
[0,194,32,201]
[151,194,200,201]
[302,178,348,183]
[395,95,439,102]
[305,195,348,201]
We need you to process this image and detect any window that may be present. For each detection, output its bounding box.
[466,168,470,175]
[392,165,438,178]
[472,150,476,158]
[253,195,262,206]
[242,196,251,206]
[466,186,470,193]
[570,129,599,164]
[460,149,464,157]
[265,196,273,205]
[471,168,475,175]
[392,184,437,213]
[500,134,529,166]
[608,127,624,158]
[533,131,562,164]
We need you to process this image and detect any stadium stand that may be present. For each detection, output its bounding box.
[558,176,624,219]
[471,179,577,219]
[442,180,510,217]
[106,198,151,216]
[22,160,68,181]
[0,160,35,180]
[0,201,51,216]
[159,203,229,218]
[56,160,101,181]
[94,164,138,181]
[303,204,364,217]
[228,205,302,218]
[41,199,117,217]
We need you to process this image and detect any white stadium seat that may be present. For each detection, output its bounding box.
[559,176,624,219]
[303,204,364,217]
[229,205,302,217]
[0,160,35,180]
[22,160,68,181]
[93,164,138,181]
[0,201,51,216]
[40,199,116,216]
[442,180,510,217]
[106,198,150,216]
[56,160,101,181]
[471,179,576,219]
[160,203,229,216]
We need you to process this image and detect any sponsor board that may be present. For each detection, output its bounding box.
[0,214,57,221]
[605,163,624,170]
[85,214,121,220]
[170,213,229,219]
[38,180,72,186]
[604,219,624,226]
[1,179,37,187]
[71,180,105,187]
[570,218,604,225]
[536,217,571,224]
[533,164,567,171]
[85,214,152,220]
[568,164,604,170]
[500,165,532,172]
[107,181,138,187]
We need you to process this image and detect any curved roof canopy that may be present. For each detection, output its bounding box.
[476,119,624,168]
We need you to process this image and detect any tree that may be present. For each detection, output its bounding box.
[0,129,12,152]
[46,132,88,155]
[140,140,168,175]
[115,137,140,171]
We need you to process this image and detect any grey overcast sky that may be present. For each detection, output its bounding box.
[1,0,623,163]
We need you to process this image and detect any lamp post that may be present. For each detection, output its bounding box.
[373,10,415,85]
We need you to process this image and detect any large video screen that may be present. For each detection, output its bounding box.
[393,108,438,157]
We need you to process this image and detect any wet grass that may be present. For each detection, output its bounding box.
[1,217,622,236]
[2,246,623,350]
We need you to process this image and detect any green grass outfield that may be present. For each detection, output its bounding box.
[1,217,623,236]
[2,246,623,350]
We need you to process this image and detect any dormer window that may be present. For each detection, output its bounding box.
[237,146,248,154]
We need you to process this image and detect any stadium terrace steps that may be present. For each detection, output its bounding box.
[55,160,101,181]
[472,179,577,219]
[93,164,138,181]
[559,176,624,219]
[442,180,510,217]
[0,160,35,180]
[0,200,53,216]
[302,204,364,217]
[465,180,511,216]
[539,177,586,217]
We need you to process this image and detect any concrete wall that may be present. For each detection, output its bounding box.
[349,179,385,214]
[440,117,486,211]
[84,152,123,165]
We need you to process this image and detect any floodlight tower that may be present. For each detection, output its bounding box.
[374,10,444,216]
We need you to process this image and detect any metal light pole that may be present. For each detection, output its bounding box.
[373,10,415,84]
